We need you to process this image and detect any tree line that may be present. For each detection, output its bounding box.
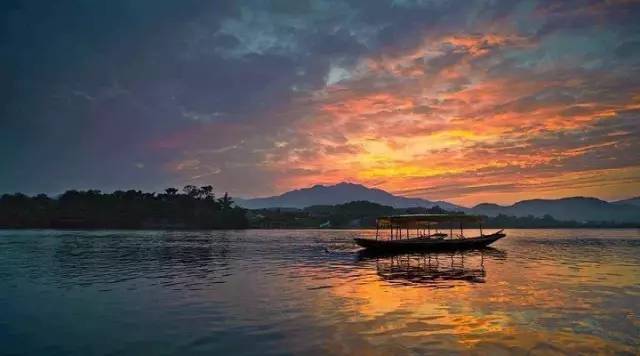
[249,201,453,228]
[0,185,248,229]
[3,194,636,230]
[248,201,639,228]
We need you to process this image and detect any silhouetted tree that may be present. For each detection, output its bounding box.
[0,187,248,229]
[219,193,232,210]
[165,188,178,195]
[182,185,198,198]
[201,185,214,200]
[249,201,639,229]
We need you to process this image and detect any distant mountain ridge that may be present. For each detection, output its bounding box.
[471,197,640,223]
[237,183,640,223]
[236,182,463,211]
[613,196,640,207]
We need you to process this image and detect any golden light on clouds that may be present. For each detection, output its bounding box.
[130,1,640,205]
[249,28,640,205]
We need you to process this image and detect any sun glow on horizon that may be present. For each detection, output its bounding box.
[16,1,634,204]
[238,23,640,205]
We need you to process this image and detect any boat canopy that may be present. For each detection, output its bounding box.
[376,214,482,226]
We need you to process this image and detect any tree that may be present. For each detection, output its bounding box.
[183,185,198,198]
[200,185,214,200]
[218,192,233,210]
[0,188,248,229]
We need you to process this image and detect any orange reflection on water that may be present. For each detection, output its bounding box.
[297,248,639,354]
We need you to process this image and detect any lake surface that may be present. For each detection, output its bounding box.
[1,229,639,355]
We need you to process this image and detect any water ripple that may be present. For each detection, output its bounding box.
[0,228,638,355]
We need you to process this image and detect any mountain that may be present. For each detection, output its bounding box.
[236,182,463,211]
[613,196,640,207]
[237,183,640,223]
[471,197,640,223]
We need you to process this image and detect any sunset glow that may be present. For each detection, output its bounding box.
[2,1,639,205]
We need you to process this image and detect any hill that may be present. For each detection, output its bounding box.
[236,182,462,210]
[471,197,640,223]
[248,200,639,228]
[613,196,640,207]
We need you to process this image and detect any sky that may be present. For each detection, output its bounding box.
[1,0,639,206]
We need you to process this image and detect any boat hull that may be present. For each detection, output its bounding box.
[354,232,505,252]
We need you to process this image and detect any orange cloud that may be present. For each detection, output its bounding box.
[250,27,640,205]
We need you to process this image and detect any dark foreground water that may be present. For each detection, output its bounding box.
[1,229,639,355]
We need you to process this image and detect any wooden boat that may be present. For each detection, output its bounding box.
[354,214,505,252]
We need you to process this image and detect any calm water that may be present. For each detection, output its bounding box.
[1,229,639,355]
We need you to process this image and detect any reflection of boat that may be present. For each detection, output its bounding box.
[358,249,505,285]
[354,214,505,252]
[357,246,506,260]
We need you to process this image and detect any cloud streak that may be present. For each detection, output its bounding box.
[1,0,639,205]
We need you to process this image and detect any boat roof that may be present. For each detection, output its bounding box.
[377,214,482,225]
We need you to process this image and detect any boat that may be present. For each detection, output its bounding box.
[354,214,505,252]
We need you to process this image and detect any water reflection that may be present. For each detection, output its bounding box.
[1,229,639,355]
[358,248,506,286]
